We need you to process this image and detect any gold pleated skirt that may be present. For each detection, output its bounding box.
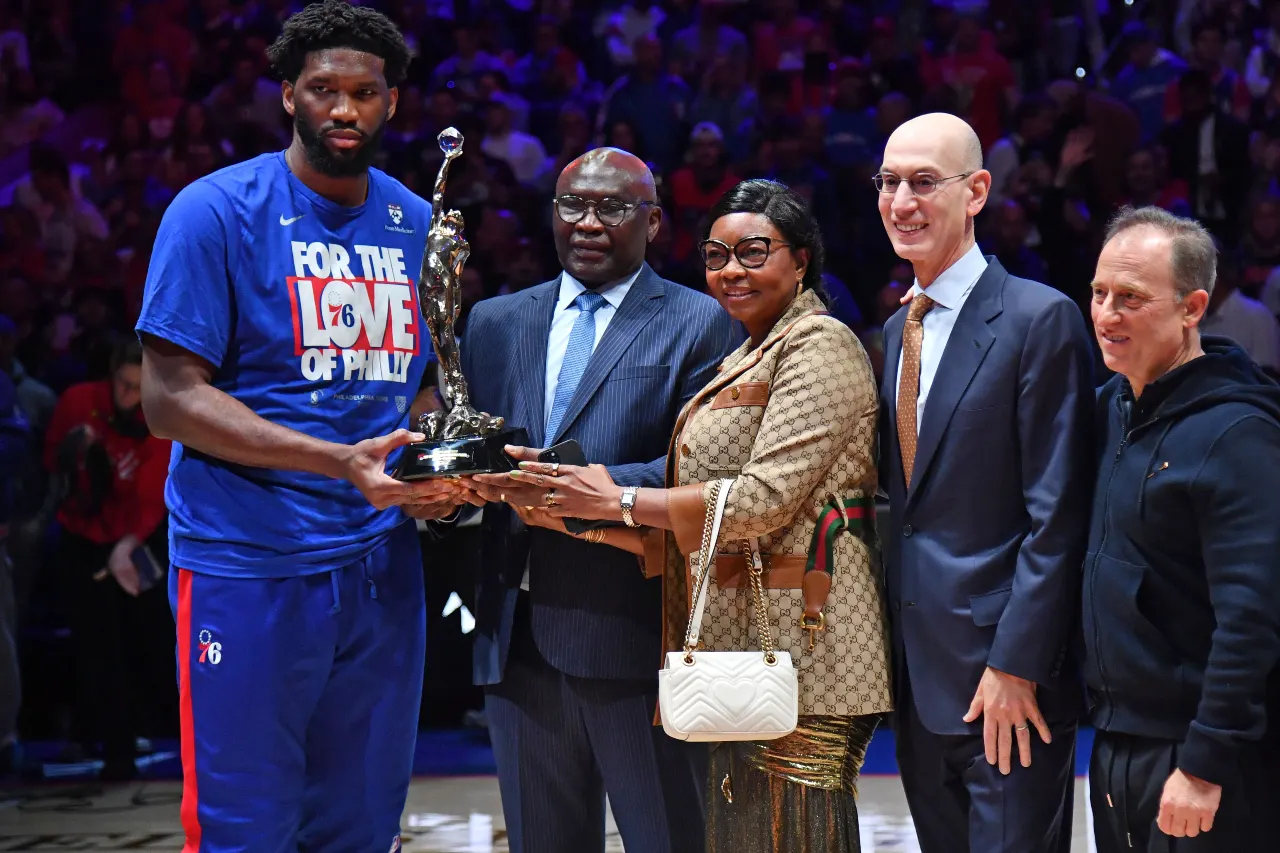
[706,715,880,853]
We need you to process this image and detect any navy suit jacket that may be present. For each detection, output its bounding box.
[461,264,738,686]
[879,257,1094,736]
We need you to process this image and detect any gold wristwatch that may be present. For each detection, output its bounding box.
[620,487,639,527]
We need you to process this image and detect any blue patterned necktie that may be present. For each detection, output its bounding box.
[545,290,608,441]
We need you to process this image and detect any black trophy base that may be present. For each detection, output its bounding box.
[394,428,529,481]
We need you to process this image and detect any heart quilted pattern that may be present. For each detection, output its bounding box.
[719,680,757,715]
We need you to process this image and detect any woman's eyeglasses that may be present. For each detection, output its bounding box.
[553,195,654,227]
[698,236,793,271]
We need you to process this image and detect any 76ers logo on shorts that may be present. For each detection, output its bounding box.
[198,629,223,666]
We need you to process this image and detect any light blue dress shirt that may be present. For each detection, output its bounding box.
[895,243,988,426]
[543,268,639,428]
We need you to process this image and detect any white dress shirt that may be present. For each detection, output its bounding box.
[896,244,988,427]
[543,269,638,428]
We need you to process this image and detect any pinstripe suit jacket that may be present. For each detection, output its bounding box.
[460,264,738,685]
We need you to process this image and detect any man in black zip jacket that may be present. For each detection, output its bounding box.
[1085,205,1280,852]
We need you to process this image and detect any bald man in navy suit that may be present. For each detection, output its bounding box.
[875,113,1095,853]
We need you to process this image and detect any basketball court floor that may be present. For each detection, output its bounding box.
[0,732,1098,852]
[0,776,1096,852]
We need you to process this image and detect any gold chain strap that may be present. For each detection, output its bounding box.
[743,540,779,666]
[683,480,722,661]
[682,480,780,667]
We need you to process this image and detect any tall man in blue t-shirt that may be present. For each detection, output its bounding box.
[135,3,465,851]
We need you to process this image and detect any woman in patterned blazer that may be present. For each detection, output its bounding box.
[502,179,893,853]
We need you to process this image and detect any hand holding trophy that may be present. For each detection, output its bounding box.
[394,128,527,480]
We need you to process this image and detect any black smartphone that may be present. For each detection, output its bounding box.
[131,544,165,593]
[537,440,622,534]
[538,439,587,467]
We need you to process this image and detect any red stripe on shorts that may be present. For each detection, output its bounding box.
[177,569,203,852]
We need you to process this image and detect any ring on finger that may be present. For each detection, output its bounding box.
[544,489,558,507]
[1015,723,1029,731]
[551,462,560,477]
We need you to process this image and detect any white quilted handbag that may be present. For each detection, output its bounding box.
[658,478,799,742]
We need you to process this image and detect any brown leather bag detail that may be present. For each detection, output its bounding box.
[714,554,807,588]
[802,571,832,620]
[710,381,769,410]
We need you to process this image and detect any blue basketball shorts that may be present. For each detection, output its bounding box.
[168,520,426,853]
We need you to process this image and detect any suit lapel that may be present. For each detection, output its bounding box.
[882,313,905,432]
[906,260,1006,505]
[547,265,665,445]
[881,311,906,492]
[514,279,559,448]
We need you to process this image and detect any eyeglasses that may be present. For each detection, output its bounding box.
[698,236,793,271]
[553,195,654,227]
[873,173,972,195]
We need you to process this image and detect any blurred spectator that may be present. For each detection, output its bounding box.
[1164,20,1251,123]
[986,93,1059,206]
[112,0,193,114]
[429,22,503,106]
[689,56,757,153]
[0,69,65,157]
[667,122,739,266]
[1201,249,1280,374]
[1117,144,1192,215]
[43,338,170,781]
[510,16,587,116]
[0,2,28,79]
[1245,0,1280,100]
[864,16,929,105]
[821,60,878,178]
[934,13,1018,150]
[0,315,56,435]
[1111,22,1188,142]
[480,95,549,187]
[15,144,110,283]
[752,0,817,80]
[137,60,185,145]
[982,197,1049,282]
[204,52,287,145]
[1240,194,1280,286]
[1160,68,1251,238]
[1045,78,1142,211]
[670,3,748,83]
[600,0,667,71]
[761,115,841,248]
[599,34,691,170]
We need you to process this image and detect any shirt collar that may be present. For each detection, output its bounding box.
[910,243,987,311]
[557,266,642,312]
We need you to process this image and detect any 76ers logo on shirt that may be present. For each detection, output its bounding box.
[288,241,420,384]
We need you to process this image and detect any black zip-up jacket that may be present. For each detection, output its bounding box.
[1083,336,1280,787]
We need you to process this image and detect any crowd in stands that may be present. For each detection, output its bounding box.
[2,0,1280,769]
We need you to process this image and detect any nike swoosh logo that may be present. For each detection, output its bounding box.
[280,213,306,225]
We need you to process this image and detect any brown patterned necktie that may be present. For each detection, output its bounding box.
[897,294,936,486]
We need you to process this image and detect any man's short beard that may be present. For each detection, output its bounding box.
[295,109,388,178]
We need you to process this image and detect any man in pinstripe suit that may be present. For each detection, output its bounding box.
[456,149,737,853]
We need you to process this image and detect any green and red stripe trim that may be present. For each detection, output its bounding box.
[805,496,876,576]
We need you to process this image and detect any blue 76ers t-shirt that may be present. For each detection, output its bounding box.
[136,152,431,578]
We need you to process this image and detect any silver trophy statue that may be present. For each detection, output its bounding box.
[394,128,527,480]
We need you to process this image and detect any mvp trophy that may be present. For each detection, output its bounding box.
[394,128,527,480]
